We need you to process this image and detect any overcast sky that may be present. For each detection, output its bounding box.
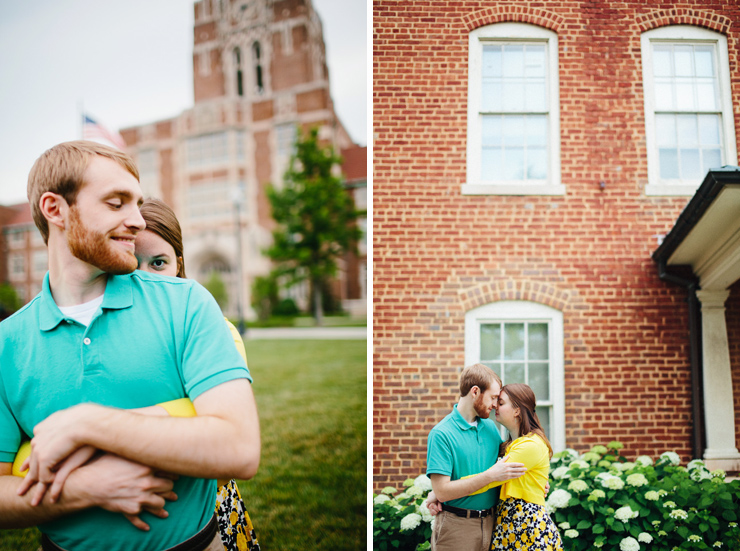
[0,0,367,205]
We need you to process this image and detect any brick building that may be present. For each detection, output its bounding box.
[120,0,358,319]
[373,1,740,490]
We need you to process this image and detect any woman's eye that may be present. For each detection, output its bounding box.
[108,202,122,209]
[151,259,166,269]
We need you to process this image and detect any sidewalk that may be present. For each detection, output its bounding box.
[243,326,368,340]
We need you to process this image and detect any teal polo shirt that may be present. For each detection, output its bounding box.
[426,404,502,510]
[0,271,252,551]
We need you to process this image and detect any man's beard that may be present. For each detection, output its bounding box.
[67,206,138,275]
[473,393,491,419]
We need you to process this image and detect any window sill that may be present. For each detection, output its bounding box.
[461,183,566,196]
[645,183,700,196]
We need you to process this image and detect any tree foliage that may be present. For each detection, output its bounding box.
[203,271,228,309]
[266,127,361,324]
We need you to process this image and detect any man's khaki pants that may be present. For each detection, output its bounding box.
[431,509,494,551]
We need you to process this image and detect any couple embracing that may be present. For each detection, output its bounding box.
[426,363,563,551]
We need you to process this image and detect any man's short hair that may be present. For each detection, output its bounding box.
[27,140,139,244]
[459,363,501,397]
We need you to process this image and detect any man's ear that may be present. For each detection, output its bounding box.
[39,192,68,232]
[470,385,480,398]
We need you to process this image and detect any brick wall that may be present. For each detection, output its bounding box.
[373,0,740,490]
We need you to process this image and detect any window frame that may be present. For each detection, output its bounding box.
[641,26,737,196]
[464,23,563,196]
[465,300,565,451]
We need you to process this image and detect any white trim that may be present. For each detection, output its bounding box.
[641,26,737,196]
[464,300,565,452]
[465,23,562,196]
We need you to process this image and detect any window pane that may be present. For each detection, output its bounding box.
[502,81,525,111]
[480,324,501,361]
[503,45,524,77]
[654,82,674,110]
[653,46,672,77]
[504,117,525,146]
[482,116,502,145]
[675,81,695,110]
[674,45,694,77]
[537,407,551,441]
[529,362,549,401]
[482,45,503,77]
[528,323,549,360]
[524,81,546,112]
[680,149,701,179]
[696,82,717,110]
[482,81,502,112]
[527,148,547,179]
[694,46,714,77]
[503,147,524,180]
[524,45,545,77]
[659,149,679,179]
[656,115,676,147]
[699,115,720,146]
[504,324,525,359]
[677,115,698,146]
[481,147,501,180]
[702,148,722,173]
[526,116,547,146]
[504,362,525,385]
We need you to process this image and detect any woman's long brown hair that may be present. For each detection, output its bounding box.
[498,383,553,459]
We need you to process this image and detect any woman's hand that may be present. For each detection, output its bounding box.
[424,490,442,515]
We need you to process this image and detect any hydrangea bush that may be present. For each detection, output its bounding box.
[373,443,740,550]
[547,442,740,550]
[373,474,434,551]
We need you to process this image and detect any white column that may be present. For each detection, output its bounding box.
[696,289,740,460]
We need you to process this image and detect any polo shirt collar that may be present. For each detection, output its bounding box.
[451,404,481,431]
[38,272,134,331]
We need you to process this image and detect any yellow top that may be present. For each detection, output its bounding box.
[466,433,550,506]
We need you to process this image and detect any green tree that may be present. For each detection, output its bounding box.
[251,272,279,321]
[203,271,228,309]
[0,283,22,319]
[266,127,361,325]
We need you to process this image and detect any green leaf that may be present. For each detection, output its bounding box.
[613,522,625,533]
[699,523,709,533]
[677,526,689,539]
[576,519,591,530]
[592,524,605,534]
[722,509,737,521]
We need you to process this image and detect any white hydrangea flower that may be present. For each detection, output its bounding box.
[594,542,604,549]
[564,529,579,538]
[651,520,661,527]
[635,455,653,467]
[417,501,434,523]
[381,486,397,495]
[551,466,571,480]
[645,490,660,501]
[638,533,653,544]
[689,469,712,482]
[603,475,625,490]
[657,489,668,497]
[615,462,635,472]
[581,452,600,463]
[406,485,423,497]
[659,451,680,465]
[564,448,580,459]
[546,489,572,509]
[588,489,606,502]
[688,535,702,543]
[568,479,589,493]
[414,474,432,492]
[730,522,738,528]
[598,460,612,468]
[545,502,555,515]
[669,509,688,520]
[569,459,590,470]
[663,501,676,509]
[614,505,639,523]
[711,469,725,479]
[687,459,705,471]
[713,543,723,548]
[400,513,422,531]
[626,473,649,487]
[658,531,667,536]
[619,536,640,551]
[374,494,391,505]
[559,522,571,530]
[591,445,608,455]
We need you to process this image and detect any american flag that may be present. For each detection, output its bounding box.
[82,114,127,150]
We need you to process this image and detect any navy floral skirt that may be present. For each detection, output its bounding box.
[490,497,562,551]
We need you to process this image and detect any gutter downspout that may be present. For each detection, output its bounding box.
[656,259,705,460]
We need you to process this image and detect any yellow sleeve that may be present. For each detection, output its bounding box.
[465,437,539,496]
[224,318,248,366]
[12,441,31,477]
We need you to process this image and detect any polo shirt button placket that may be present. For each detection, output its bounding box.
[83,337,91,345]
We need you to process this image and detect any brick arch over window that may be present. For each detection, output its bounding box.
[458,280,572,313]
[636,9,730,34]
[462,6,565,33]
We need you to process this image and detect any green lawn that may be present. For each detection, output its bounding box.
[0,338,367,550]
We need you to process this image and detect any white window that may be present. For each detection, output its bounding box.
[465,301,565,451]
[465,23,562,196]
[641,26,737,196]
[32,250,48,276]
[186,132,229,168]
[275,123,297,179]
[186,179,234,223]
[9,253,25,280]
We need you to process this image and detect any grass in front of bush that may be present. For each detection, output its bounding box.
[1,339,367,551]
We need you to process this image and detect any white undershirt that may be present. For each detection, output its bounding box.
[58,294,104,327]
